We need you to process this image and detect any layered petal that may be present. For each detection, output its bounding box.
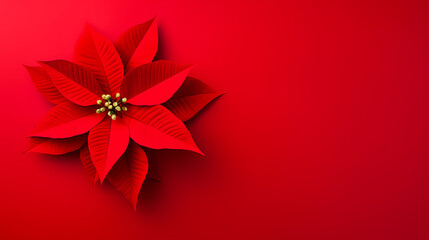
[80,143,99,184]
[164,77,224,121]
[24,66,68,104]
[124,105,202,154]
[74,24,124,94]
[115,17,158,72]
[30,102,104,138]
[25,135,86,155]
[88,118,129,182]
[40,60,103,106]
[120,61,192,106]
[107,140,148,210]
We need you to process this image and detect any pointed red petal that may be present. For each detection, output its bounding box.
[40,60,103,106]
[120,61,192,106]
[163,77,224,121]
[30,102,104,138]
[115,17,158,73]
[24,66,68,104]
[74,24,124,94]
[107,140,148,210]
[25,135,86,155]
[124,105,202,154]
[88,118,129,182]
[80,143,100,184]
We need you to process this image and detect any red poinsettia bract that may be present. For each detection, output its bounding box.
[25,18,222,210]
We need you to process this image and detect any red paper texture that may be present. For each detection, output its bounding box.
[1,0,429,239]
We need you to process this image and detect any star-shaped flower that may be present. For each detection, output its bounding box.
[25,18,222,209]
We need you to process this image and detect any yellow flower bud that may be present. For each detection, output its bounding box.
[97,100,102,105]
[111,114,117,120]
[108,105,113,109]
[122,106,127,111]
[115,93,120,98]
[102,94,106,99]
[122,98,127,103]
[104,102,109,107]
[113,102,118,107]
[100,107,106,112]
[96,109,101,114]
[115,106,121,111]
[108,111,112,116]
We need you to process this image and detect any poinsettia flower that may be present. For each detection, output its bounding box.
[25,17,222,209]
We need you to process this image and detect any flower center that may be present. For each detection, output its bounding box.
[96,93,127,120]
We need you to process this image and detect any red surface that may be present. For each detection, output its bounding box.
[1,0,429,239]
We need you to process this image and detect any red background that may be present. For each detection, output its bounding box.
[1,0,429,239]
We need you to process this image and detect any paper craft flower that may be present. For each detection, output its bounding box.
[25,17,222,209]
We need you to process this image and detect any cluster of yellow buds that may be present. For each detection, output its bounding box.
[96,93,127,120]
